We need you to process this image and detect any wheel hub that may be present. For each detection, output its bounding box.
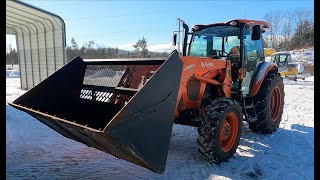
[219,112,239,152]
[270,86,281,121]
[222,121,231,140]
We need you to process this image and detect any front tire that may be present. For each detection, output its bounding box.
[197,98,243,163]
[249,72,285,134]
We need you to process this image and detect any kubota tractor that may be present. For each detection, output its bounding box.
[9,19,284,173]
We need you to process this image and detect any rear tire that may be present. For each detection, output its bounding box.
[197,98,243,163]
[249,72,285,134]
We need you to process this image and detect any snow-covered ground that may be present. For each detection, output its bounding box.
[6,75,314,179]
[290,47,314,65]
[6,78,26,104]
[283,75,314,86]
[6,68,20,78]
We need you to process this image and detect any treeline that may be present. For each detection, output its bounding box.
[66,37,170,62]
[263,7,314,51]
[6,44,18,65]
[6,37,171,65]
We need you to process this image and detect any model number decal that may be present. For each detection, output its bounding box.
[184,64,195,71]
[201,62,213,68]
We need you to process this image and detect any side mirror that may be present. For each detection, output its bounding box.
[172,34,177,46]
[251,25,261,41]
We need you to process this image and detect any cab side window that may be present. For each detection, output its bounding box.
[271,55,276,63]
[279,55,287,63]
[272,55,281,63]
[243,28,263,71]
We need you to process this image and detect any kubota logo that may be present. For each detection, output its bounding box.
[201,62,213,68]
[184,64,195,71]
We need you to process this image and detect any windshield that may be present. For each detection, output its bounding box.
[189,26,240,58]
[271,54,290,63]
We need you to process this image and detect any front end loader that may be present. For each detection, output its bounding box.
[9,54,183,173]
[9,19,285,173]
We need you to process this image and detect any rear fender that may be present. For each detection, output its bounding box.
[249,62,278,96]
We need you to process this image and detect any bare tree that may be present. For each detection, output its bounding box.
[264,10,283,49]
[293,8,313,48]
[6,44,18,65]
[83,40,95,58]
[264,12,273,48]
[71,37,79,50]
[272,10,283,48]
[264,8,313,50]
[281,9,294,50]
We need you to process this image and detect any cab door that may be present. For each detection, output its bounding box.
[241,27,264,95]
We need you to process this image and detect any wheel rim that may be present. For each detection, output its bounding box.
[270,86,281,121]
[219,112,238,152]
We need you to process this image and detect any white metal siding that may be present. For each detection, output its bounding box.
[6,0,66,90]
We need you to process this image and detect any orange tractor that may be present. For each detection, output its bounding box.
[9,19,284,173]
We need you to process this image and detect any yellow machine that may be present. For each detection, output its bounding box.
[271,51,304,80]
[264,48,276,56]
[280,65,298,77]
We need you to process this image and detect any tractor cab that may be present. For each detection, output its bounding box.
[173,19,269,96]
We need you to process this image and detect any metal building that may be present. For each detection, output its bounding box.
[6,0,66,89]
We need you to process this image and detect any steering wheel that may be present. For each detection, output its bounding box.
[216,50,228,57]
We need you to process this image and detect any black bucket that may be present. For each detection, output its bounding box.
[9,50,183,173]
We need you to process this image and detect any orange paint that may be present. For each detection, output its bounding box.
[250,63,278,96]
[174,56,232,118]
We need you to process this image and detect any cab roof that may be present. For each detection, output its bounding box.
[272,51,291,56]
[192,19,270,31]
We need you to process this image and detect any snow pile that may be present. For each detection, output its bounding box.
[6,66,25,103]
[6,78,26,104]
[6,69,20,78]
[6,64,20,69]
[283,75,314,86]
[305,76,314,81]
[6,77,314,179]
[289,47,314,65]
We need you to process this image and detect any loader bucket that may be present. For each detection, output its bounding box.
[9,50,183,173]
